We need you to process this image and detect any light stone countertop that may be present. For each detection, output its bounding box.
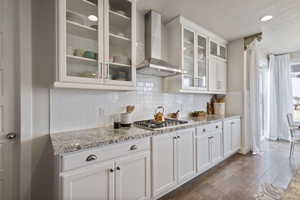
[50,115,240,155]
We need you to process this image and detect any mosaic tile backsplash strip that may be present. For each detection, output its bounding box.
[50,75,212,133]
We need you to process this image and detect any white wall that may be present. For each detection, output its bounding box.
[50,75,211,133]
[31,1,212,199]
[226,38,250,154]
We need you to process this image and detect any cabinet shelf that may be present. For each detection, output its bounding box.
[82,0,97,7]
[109,10,130,20]
[67,55,98,64]
[109,33,131,41]
[109,62,131,68]
[184,40,193,45]
[67,20,97,40]
[67,0,97,17]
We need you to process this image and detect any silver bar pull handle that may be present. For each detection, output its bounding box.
[86,154,97,162]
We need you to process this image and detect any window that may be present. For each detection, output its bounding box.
[291,63,300,121]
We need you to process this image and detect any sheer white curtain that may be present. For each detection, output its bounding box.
[245,40,262,153]
[269,54,293,140]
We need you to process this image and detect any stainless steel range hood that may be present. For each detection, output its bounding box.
[137,10,182,77]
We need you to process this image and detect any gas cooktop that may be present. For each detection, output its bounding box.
[133,118,188,130]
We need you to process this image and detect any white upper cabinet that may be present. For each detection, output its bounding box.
[209,39,227,93]
[56,0,136,90]
[210,40,227,60]
[165,16,226,94]
[209,58,226,93]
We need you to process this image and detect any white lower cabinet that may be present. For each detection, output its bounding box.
[176,129,196,184]
[151,132,177,198]
[61,161,114,200]
[209,131,222,164]
[223,118,241,158]
[232,119,241,151]
[196,125,222,174]
[152,129,195,198]
[196,133,210,173]
[57,118,241,200]
[115,152,151,200]
[59,140,151,200]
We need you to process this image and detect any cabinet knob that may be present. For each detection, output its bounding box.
[7,132,17,140]
[203,129,206,132]
[216,125,219,129]
[110,169,114,173]
[86,154,97,162]
[173,136,177,139]
[116,166,121,170]
[130,145,138,151]
[177,136,180,139]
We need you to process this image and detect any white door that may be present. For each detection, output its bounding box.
[104,0,136,87]
[223,121,232,158]
[209,132,222,164]
[232,119,241,151]
[176,129,195,183]
[61,161,114,200]
[0,0,19,199]
[196,133,210,174]
[209,58,217,91]
[216,59,227,92]
[115,151,151,200]
[152,132,177,197]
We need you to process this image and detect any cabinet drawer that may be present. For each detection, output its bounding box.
[61,138,150,172]
[196,122,222,135]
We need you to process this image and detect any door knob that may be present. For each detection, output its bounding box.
[7,132,17,140]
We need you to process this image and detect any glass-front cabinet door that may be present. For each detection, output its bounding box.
[197,34,208,90]
[182,28,196,89]
[57,0,136,89]
[104,0,135,86]
[64,0,101,83]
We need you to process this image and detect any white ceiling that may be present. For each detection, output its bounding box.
[137,0,300,54]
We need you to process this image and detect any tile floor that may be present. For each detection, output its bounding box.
[159,140,300,200]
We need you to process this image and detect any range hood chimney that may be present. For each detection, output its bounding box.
[137,10,182,77]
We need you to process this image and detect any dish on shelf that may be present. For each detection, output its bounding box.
[78,71,97,78]
[83,51,98,60]
[73,49,85,57]
[110,55,131,65]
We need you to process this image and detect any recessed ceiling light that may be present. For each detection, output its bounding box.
[260,15,273,22]
[88,15,98,22]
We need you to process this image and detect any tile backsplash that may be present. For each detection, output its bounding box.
[50,75,212,133]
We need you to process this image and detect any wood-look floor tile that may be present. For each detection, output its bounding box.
[159,140,300,200]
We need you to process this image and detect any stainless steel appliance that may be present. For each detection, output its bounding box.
[136,10,182,77]
[134,118,188,130]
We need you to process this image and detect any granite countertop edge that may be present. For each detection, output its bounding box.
[51,115,241,155]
